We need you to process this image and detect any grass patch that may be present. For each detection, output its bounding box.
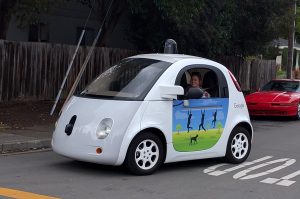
[172,129,223,152]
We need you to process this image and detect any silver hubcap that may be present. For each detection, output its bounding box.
[231,133,249,159]
[298,104,300,118]
[135,140,159,170]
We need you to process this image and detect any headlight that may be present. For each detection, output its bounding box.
[96,118,113,139]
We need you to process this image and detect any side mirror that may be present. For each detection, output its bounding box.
[186,88,204,99]
[160,85,184,99]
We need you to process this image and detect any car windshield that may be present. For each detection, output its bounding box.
[80,58,171,100]
[261,81,300,92]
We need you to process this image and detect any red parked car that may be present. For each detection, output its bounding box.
[246,79,300,119]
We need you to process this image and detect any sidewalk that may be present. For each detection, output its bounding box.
[0,125,54,154]
[0,100,58,154]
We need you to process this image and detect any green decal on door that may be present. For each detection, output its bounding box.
[172,99,228,152]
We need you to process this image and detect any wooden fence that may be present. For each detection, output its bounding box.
[0,40,138,101]
[218,56,277,92]
[0,40,276,101]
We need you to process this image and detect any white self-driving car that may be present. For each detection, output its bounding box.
[52,54,253,175]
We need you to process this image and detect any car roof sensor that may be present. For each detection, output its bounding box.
[164,39,178,54]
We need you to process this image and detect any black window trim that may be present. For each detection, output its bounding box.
[175,64,229,98]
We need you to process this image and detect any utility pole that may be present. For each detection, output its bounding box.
[287,0,297,79]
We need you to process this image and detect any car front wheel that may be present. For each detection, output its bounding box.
[225,126,251,164]
[124,132,164,175]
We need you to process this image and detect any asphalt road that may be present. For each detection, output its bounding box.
[1,118,300,199]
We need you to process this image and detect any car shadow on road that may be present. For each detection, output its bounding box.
[51,160,129,176]
[51,157,225,176]
[159,158,223,174]
[250,116,298,122]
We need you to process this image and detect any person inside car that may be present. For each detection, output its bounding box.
[185,73,210,98]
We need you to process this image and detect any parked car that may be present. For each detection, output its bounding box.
[246,79,300,119]
[52,54,253,175]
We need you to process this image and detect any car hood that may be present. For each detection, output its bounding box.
[54,96,143,145]
[246,91,299,103]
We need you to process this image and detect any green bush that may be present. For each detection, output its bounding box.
[276,70,286,79]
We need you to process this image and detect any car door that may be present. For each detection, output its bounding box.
[172,65,229,152]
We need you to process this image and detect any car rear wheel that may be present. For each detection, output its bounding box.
[296,103,300,120]
[225,126,251,164]
[124,132,164,175]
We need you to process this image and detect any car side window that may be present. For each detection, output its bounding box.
[202,70,219,97]
[177,67,220,99]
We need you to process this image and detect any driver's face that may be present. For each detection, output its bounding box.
[191,75,201,88]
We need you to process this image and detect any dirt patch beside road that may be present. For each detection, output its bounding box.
[0,100,61,131]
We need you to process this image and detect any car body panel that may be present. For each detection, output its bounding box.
[246,79,300,117]
[52,54,253,166]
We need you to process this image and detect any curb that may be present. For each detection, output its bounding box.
[0,139,51,154]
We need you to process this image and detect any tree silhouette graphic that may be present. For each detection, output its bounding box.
[176,124,182,134]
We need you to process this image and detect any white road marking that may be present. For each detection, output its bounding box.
[261,170,300,187]
[204,156,273,176]
[260,178,281,184]
[203,164,228,174]
[281,170,300,180]
[234,158,296,180]
[276,180,295,187]
[204,156,300,188]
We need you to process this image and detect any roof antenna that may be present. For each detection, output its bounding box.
[164,39,178,54]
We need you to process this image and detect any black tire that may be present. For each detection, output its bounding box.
[296,103,300,120]
[225,126,251,164]
[124,132,164,175]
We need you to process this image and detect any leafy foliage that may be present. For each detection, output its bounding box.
[13,0,64,28]
[1,0,298,58]
[127,0,295,58]
[2,0,64,27]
